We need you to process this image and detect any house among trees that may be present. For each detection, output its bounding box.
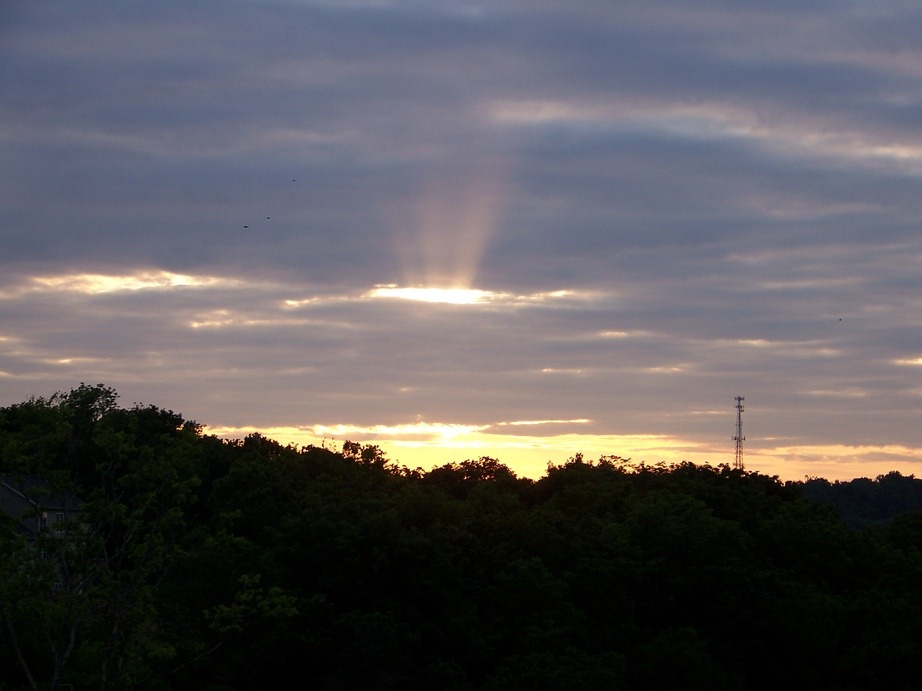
[0,473,80,540]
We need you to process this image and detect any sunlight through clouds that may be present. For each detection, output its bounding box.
[894,357,922,366]
[188,312,318,329]
[366,285,500,305]
[4,272,602,315]
[488,97,922,170]
[717,338,842,358]
[310,421,491,439]
[5,0,922,483]
[28,271,238,294]
[364,285,604,307]
[494,418,591,427]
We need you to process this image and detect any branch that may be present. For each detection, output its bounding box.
[2,608,39,691]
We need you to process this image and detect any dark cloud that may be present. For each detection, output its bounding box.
[2,0,921,477]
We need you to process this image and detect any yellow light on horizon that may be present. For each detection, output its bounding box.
[203,421,922,483]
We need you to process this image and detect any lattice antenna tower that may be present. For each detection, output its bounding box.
[732,395,745,470]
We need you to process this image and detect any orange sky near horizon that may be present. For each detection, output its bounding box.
[204,424,922,483]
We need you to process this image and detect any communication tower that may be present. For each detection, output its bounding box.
[732,395,745,470]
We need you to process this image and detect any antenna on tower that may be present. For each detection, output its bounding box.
[732,395,745,470]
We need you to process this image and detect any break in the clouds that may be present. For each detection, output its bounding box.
[2,0,922,479]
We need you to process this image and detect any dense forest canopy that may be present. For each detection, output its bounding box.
[2,384,921,690]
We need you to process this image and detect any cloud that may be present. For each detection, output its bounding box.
[21,271,237,296]
[3,0,922,481]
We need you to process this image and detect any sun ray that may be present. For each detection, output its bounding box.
[366,285,501,305]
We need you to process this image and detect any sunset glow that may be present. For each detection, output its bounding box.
[28,271,232,294]
[367,285,500,305]
[202,420,922,482]
[4,0,922,485]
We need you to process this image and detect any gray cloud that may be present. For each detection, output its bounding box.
[2,0,921,478]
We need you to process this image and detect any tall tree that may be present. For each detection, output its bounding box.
[0,386,202,689]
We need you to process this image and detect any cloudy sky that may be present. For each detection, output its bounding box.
[2,0,922,480]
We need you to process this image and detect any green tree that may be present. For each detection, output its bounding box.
[0,386,202,689]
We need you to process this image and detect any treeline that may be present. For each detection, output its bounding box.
[802,473,922,530]
[2,385,922,690]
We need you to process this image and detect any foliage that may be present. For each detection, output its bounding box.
[800,472,922,529]
[2,385,922,689]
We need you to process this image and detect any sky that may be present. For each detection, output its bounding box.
[2,0,922,481]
